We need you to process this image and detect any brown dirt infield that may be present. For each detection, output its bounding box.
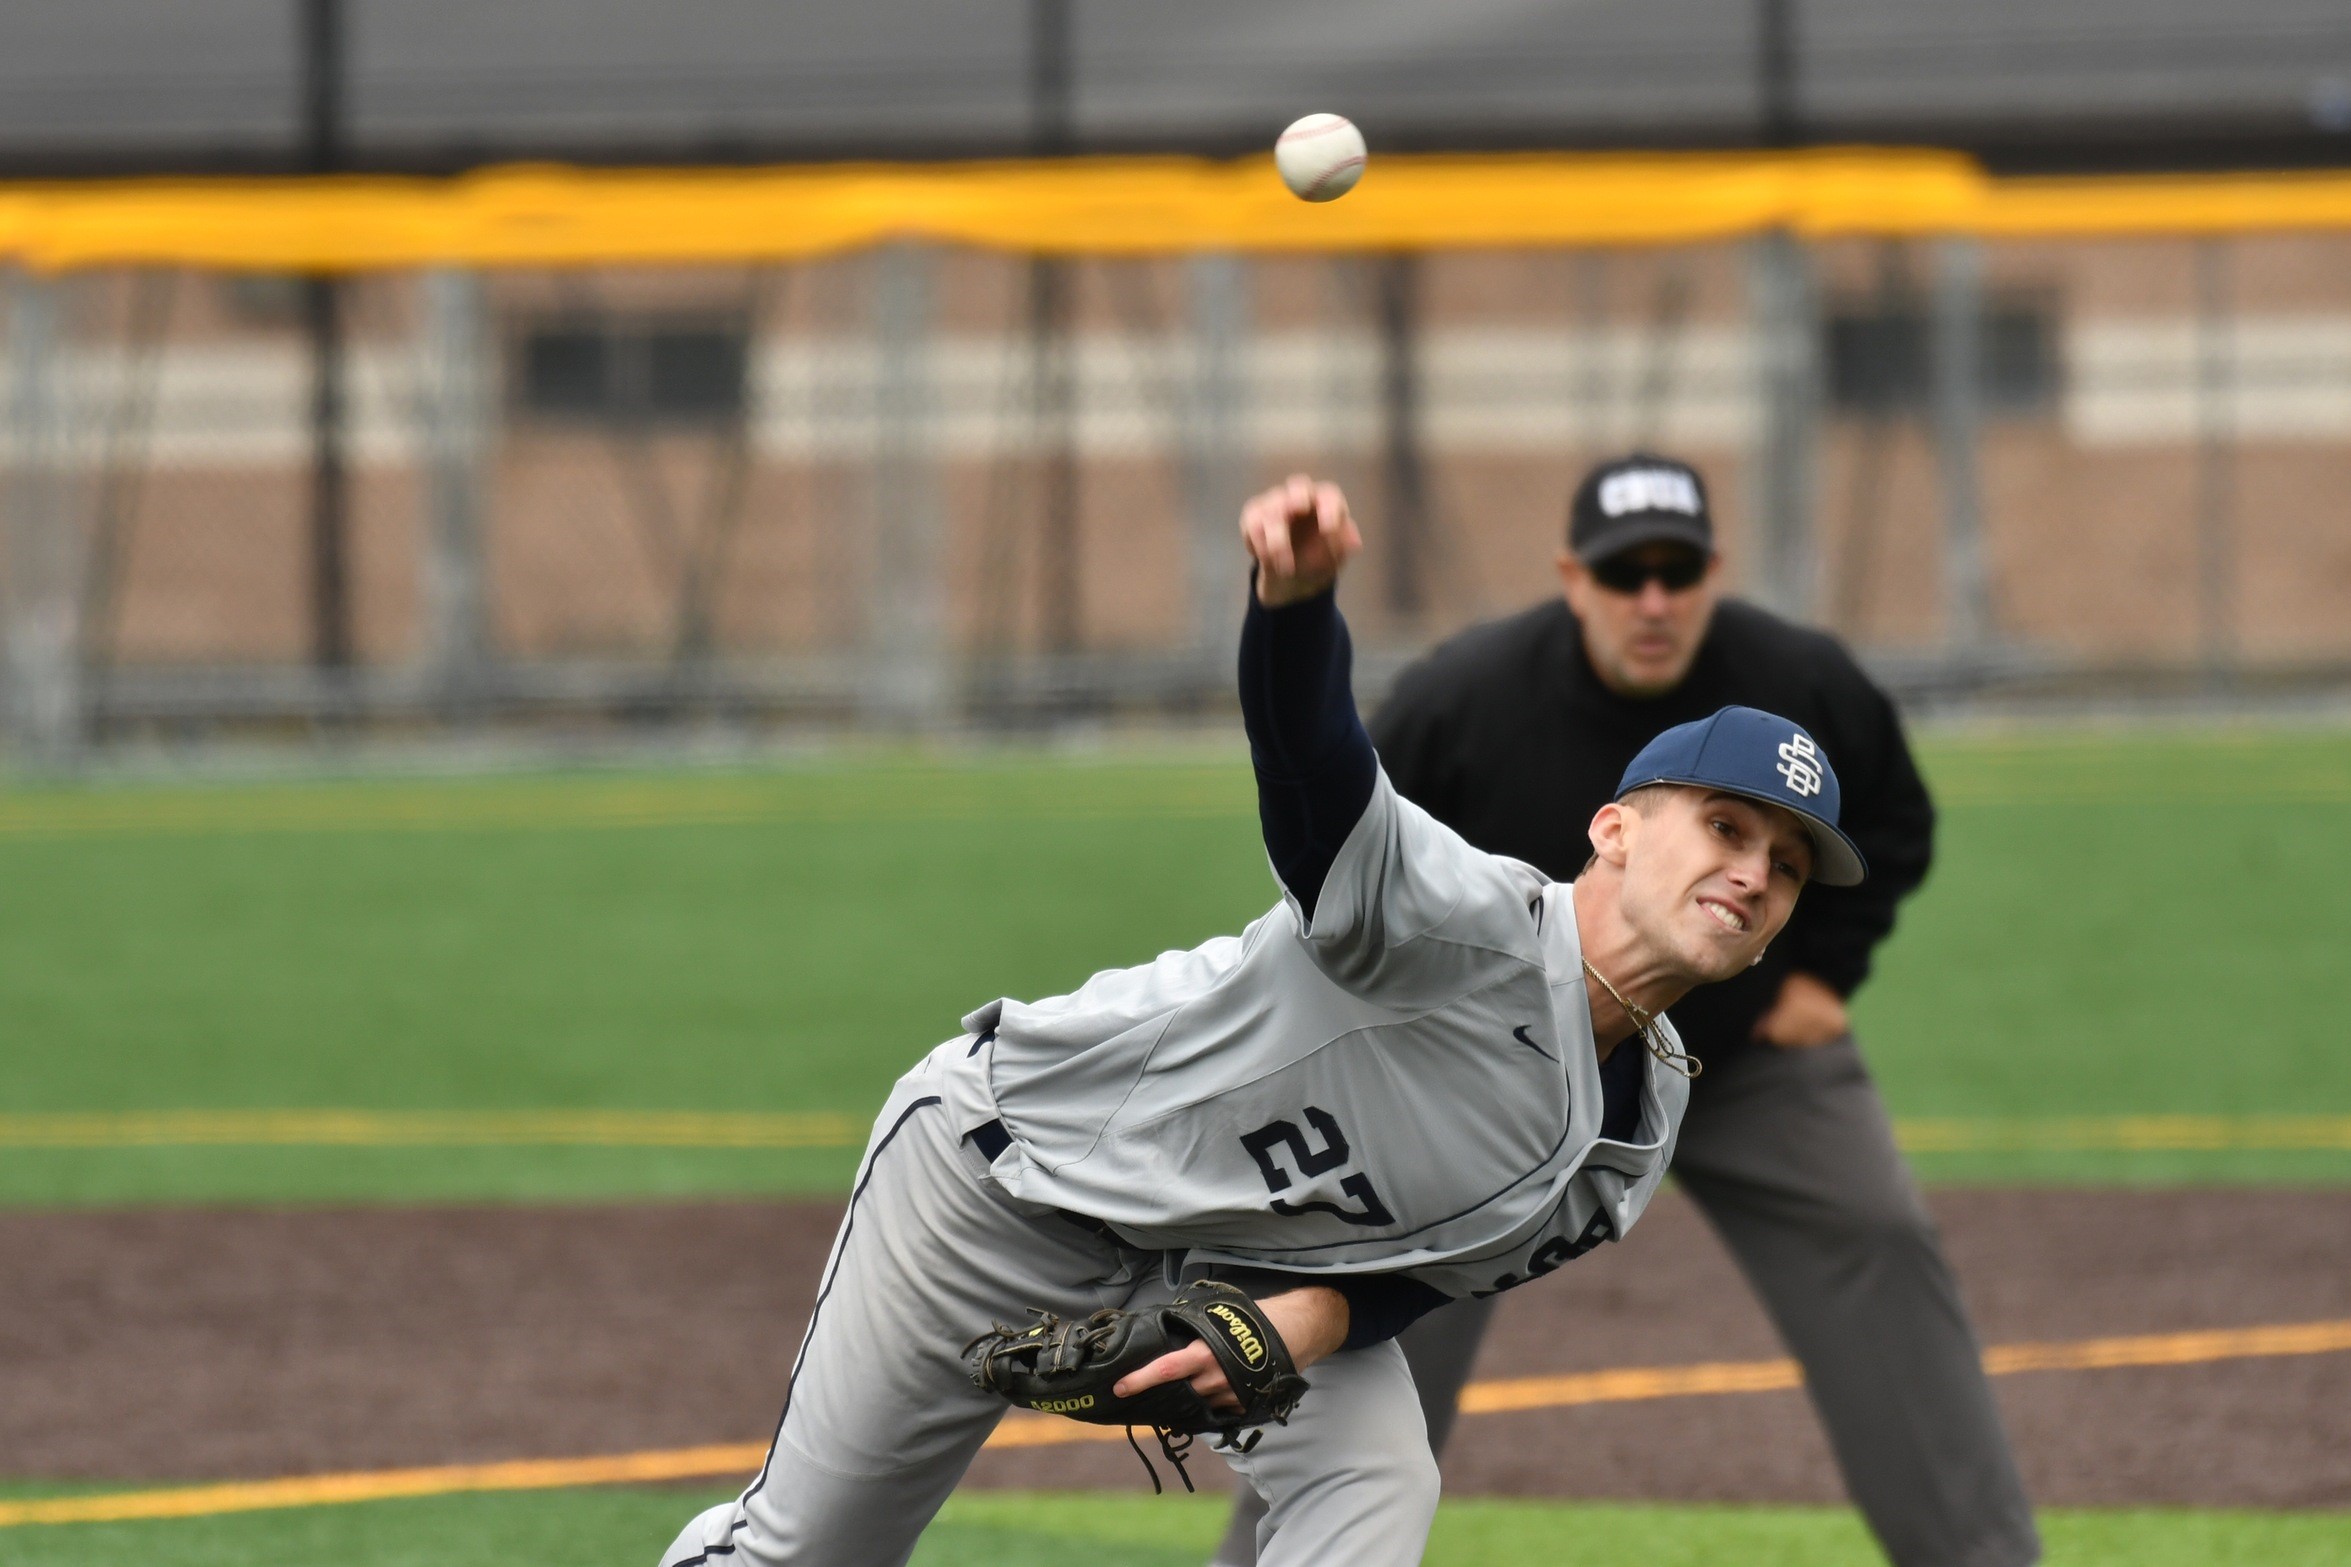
[2,1189,2346,1508]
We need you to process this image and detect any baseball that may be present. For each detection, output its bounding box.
[1275,113,1366,202]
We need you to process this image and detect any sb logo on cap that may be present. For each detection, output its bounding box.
[1776,733,1824,797]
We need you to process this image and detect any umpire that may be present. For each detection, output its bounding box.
[1210,455,2039,1567]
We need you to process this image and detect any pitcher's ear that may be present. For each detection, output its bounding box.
[1588,801,1635,869]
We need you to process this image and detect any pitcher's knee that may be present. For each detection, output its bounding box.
[1401,1444,1443,1522]
[1270,1431,1439,1534]
[1362,1435,1442,1528]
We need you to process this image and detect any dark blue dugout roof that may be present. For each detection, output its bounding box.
[1,0,2347,175]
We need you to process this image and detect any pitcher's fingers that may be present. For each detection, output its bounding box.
[1243,485,1294,530]
[1240,493,1294,576]
[1114,1341,1215,1399]
[1314,481,1347,538]
[1264,512,1296,577]
[1193,1367,1241,1413]
[1314,482,1363,561]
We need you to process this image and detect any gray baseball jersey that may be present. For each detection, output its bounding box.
[947,765,1689,1301]
[659,764,1691,1567]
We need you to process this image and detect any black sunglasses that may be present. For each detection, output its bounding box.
[1589,551,1709,594]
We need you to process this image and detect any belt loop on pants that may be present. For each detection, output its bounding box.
[958,1116,1124,1252]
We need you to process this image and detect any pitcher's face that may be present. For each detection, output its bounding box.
[1608,788,1810,982]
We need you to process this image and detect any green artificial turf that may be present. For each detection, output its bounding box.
[1862,727,2351,1184]
[0,760,1268,1204]
[0,728,2345,1204]
[1,1488,2346,1567]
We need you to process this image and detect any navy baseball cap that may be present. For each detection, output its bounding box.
[1615,706,1867,886]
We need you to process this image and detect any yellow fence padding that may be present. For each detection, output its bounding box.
[1975,168,2351,238]
[2,149,2349,272]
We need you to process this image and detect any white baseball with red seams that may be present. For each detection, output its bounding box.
[1275,113,1367,202]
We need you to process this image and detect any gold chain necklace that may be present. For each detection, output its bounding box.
[1581,958,1703,1079]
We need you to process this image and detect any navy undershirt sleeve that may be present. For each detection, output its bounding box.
[1237,585,1379,924]
[1332,1273,1453,1350]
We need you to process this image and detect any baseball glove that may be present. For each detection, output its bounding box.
[965,1280,1310,1491]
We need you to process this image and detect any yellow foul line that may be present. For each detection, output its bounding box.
[1981,1318,2351,1374]
[0,782,1254,840]
[0,1109,868,1150]
[4,1110,2351,1154]
[0,1446,771,1528]
[1895,1115,2351,1154]
[4,1317,2347,1529]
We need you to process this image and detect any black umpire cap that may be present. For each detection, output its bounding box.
[1569,454,1714,562]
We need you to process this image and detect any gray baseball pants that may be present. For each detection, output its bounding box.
[659,1046,1439,1567]
[1211,1037,2040,1567]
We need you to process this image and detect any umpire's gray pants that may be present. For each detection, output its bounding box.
[660,1053,1439,1567]
[1212,1037,2040,1567]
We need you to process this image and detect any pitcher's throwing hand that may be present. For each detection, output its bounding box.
[1242,474,1362,606]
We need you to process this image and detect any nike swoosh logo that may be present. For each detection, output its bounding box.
[1512,1024,1558,1063]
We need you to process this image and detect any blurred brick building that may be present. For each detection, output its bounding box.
[5,1,2349,734]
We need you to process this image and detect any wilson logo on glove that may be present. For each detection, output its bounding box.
[1208,1304,1269,1369]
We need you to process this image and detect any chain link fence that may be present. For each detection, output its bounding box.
[6,227,2351,755]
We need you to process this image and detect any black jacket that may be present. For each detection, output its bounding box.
[1369,597,1935,1070]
